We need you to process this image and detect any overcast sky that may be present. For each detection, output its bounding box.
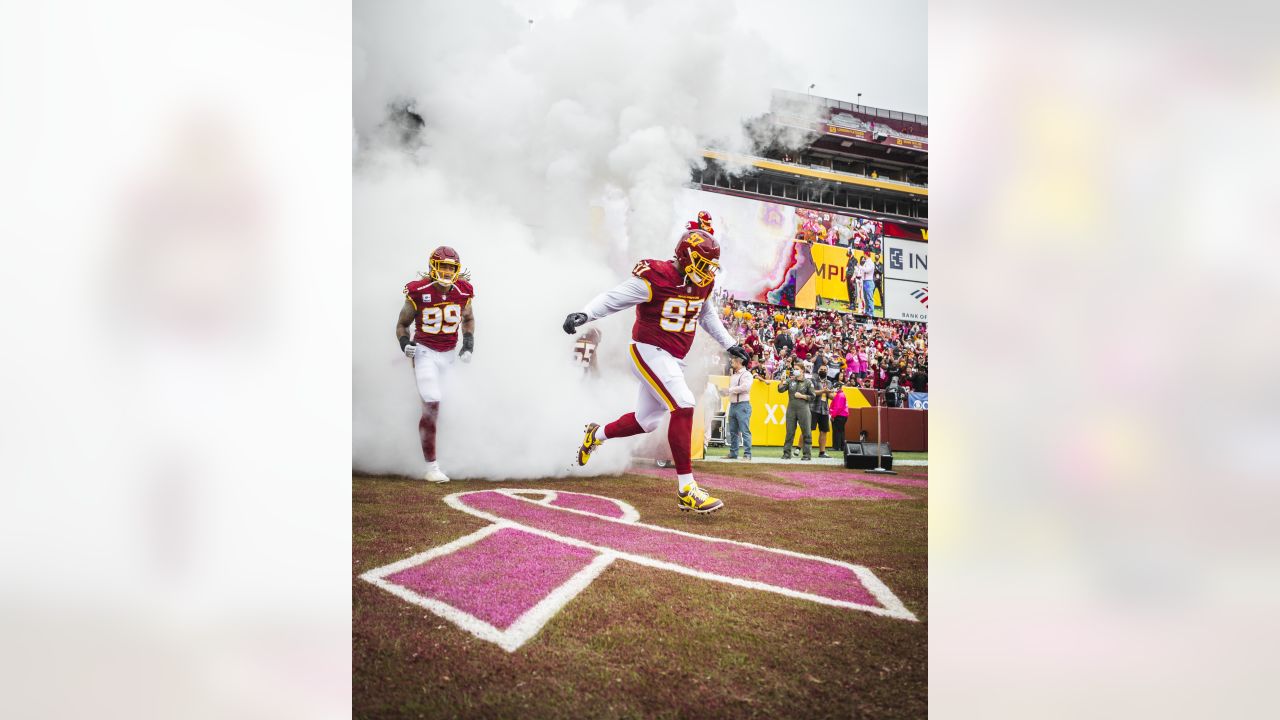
[505,0,928,116]
[733,0,927,115]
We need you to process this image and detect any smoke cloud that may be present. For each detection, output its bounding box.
[353,0,807,479]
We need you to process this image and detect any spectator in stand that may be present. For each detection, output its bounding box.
[780,364,815,461]
[810,374,834,459]
[773,324,794,356]
[830,382,850,453]
[795,335,811,361]
[911,364,928,393]
[720,353,755,460]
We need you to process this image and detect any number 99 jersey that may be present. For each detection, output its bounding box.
[403,277,475,352]
[630,259,714,360]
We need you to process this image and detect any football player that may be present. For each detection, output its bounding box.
[572,326,602,378]
[562,229,749,514]
[396,246,475,483]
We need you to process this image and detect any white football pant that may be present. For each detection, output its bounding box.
[627,342,696,432]
[413,344,456,403]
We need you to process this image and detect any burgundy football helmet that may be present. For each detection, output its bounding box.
[428,246,461,287]
[674,229,720,287]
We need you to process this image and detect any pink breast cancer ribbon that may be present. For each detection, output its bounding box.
[360,489,917,652]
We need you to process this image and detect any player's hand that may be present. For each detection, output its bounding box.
[400,335,417,358]
[562,312,588,335]
[727,344,750,362]
[459,332,474,363]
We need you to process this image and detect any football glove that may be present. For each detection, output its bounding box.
[727,344,750,362]
[562,312,588,335]
[459,332,474,363]
[399,335,417,358]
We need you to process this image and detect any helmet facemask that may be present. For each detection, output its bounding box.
[684,249,719,287]
[430,259,460,287]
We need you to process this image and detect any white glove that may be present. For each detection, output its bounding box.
[402,341,417,358]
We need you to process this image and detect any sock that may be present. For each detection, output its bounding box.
[425,460,439,472]
[419,402,439,462]
[594,425,608,442]
[677,472,695,492]
[668,406,694,475]
[603,412,645,439]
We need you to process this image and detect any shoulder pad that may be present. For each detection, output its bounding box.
[633,259,679,286]
[454,279,475,297]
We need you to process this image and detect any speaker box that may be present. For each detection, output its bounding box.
[844,442,892,470]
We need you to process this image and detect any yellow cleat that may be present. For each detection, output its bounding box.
[678,483,725,514]
[577,423,603,466]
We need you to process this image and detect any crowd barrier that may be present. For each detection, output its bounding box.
[705,376,927,452]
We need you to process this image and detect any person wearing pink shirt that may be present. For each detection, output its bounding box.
[830,383,850,453]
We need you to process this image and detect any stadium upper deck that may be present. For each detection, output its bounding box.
[698,90,928,224]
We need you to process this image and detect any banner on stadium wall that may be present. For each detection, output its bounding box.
[672,188,906,318]
[884,279,929,323]
[706,376,871,446]
[908,392,929,410]
[884,238,928,283]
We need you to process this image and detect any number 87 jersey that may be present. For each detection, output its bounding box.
[403,276,475,352]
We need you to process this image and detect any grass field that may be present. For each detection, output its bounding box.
[353,460,927,719]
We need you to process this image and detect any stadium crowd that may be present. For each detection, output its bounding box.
[709,293,928,397]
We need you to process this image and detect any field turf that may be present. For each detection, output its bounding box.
[353,460,927,719]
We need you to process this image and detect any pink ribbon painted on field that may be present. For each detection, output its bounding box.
[361,489,917,652]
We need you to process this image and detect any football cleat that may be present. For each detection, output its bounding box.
[422,464,450,483]
[678,483,724,514]
[577,423,603,466]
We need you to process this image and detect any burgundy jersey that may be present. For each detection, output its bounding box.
[403,277,474,352]
[629,258,715,360]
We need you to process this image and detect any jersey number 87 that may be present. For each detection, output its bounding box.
[421,304,462,334]
[659,298,703,333]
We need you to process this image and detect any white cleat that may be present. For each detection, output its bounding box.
[422,464,450,483]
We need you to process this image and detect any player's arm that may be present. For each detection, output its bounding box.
[699,300,751,362]
[563,276,650,334]
[396,299,417,357]
[459,300,475,360]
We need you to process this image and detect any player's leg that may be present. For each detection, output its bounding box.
[576,345,664,466]
[413,346,450,482]
[630,343,721,513]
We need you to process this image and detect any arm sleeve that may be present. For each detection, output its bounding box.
[698,302,737,349]
[583,277,650,321]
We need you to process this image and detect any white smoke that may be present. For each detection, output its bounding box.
[353,0,806,479]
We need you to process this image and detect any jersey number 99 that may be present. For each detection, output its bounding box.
[421,304,462,334]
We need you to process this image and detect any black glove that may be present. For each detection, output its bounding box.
[563,312,588,335]
[459,332,474,362]
[727,344,750,362]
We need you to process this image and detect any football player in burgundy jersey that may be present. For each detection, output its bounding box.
[562,228,749,514]
[572,327,602,378]
[396,246,475,483]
